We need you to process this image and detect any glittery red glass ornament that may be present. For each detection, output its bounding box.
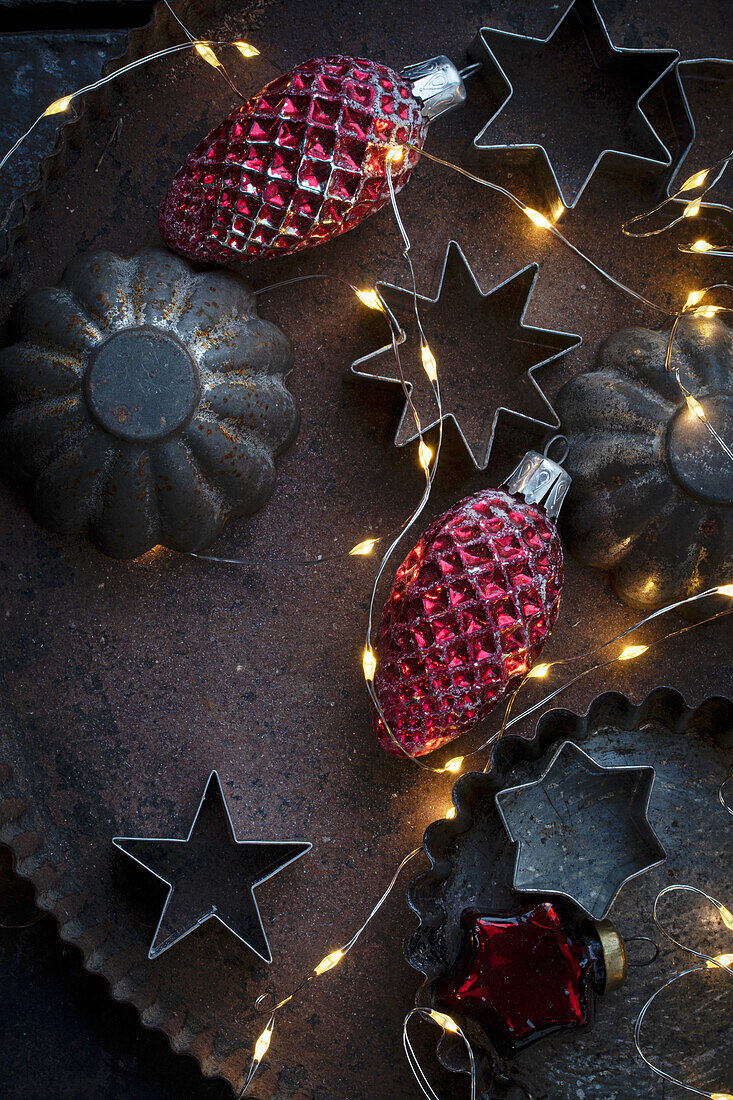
[371,451,569,757]
[435,902,625,1059]
[159,55,466,264]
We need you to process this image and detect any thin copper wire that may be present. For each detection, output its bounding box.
[622,151,733,246]
[403,1007,477,1100]
[239,846,422,1097]
[634,885,733,1098]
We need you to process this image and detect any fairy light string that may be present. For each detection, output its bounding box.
[239,846,422,1097]
[235,586,733,1097]
[403,1007,476,1100]
[622,151,733,256]
[2,30,732,1095]
[634,886,733,1099]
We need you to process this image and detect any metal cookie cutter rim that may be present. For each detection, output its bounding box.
[350,239,581,471]
[468,0,681,210]
[494,739,667,920]
[113,769,312,962]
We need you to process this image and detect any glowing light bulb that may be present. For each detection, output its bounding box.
[421,343,437,382]
[355,288,383,311]
[523,207,553,230]
[719,905,733,932]
[233,41,259,57]
[619,644,649,661]
[708,953,733,969]
[680,169,709,191]
[362,648,376,681]
[683,198,702,218]
[717,584,733,597]
[696,304,722,318]
[253,1020,274,1062]
[445,806,456,820]
[350,538,378,556]
[528,663,550,679]
[429,1009,459,1033]
[685,290,705,309]
[686,394,706,420]
[44,95,73,116]
[386,145,405,164]
[418,441,433,470]
[194,41,223,69]
[314,948,344,975]
[711,1094,733,1100]
[690,239,714,253]
[443,757,463,774]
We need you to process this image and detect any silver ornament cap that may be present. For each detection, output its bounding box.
[401,55,467,121]
[504,448,571,520]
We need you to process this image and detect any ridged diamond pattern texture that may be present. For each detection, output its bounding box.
[159,55,426,264]
[372,489,564,757]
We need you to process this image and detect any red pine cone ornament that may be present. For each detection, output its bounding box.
[371,452,570,757]
[159,54,467,264]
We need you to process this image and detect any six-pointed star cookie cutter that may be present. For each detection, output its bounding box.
[495,740,667,919]
[468,0,680,210]
[350,240,581,471]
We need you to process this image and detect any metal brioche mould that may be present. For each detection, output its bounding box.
[404,688,733,1097]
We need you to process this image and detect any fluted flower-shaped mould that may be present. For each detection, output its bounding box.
[0,248,299,558]
[555,316,732,615]
[404,689,733,1098]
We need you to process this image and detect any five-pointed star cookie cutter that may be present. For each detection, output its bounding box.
[113,770,311,962]
[468,0,680,210]
[495,740,667,920]
[350,240,581,471]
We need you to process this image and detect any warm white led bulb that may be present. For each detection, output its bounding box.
[194,41,223,69]
[314,948,344,975]
[362,648,376,681]
[619,644,648,660]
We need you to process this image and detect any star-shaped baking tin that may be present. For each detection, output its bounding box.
[350,241,580,470]
[495,741,666,919]
[113,771,311,961]
[468,0,680,210]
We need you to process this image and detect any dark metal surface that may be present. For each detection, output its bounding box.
[0,844,232,1100]
[405,690,733,1099]
[0,247,299,558]
[556,316,733,616]
[0,29,128,265]
[0,0,731,1097]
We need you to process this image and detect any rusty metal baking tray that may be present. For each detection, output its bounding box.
[0,0,731,1096]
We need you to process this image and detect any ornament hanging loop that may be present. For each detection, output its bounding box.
[624,935,661,968]
[544,433,569,465]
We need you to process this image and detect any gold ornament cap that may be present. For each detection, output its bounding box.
[593,919,628,992]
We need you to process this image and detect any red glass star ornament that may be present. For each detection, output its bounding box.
[435,901,606,1058]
